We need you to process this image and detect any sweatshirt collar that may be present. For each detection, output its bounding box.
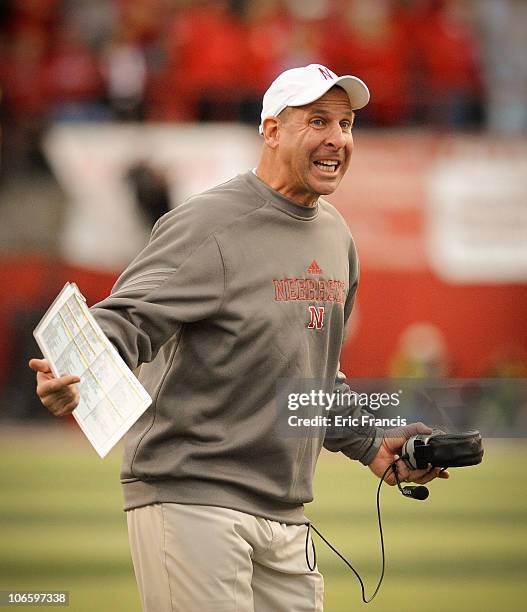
[244,170,319,220]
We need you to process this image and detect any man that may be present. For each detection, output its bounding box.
[30,64,448,611]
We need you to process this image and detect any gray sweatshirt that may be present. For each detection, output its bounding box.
[91,170,381,524]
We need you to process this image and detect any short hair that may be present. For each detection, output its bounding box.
[276,106,293,123]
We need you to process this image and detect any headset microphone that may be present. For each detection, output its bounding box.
[400,485,429,500]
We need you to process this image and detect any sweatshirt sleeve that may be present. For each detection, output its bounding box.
[90,206,225,370]
[323,369,382,465]
[322,235,383,465]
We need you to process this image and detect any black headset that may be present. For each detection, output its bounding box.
[305,430,484,603]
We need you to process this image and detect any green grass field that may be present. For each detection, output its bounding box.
[0,426,526,612]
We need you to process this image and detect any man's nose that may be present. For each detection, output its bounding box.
[324,122,347,148]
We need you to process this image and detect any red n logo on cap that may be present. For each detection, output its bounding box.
[318,67,334,80]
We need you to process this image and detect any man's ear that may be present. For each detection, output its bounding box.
[262,117,280,148]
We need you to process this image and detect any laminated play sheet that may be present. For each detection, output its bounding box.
[34,282,151,457]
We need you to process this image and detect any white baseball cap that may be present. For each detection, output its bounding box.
[259,63,370,135]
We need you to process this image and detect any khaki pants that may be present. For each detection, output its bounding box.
[127,503,324,612]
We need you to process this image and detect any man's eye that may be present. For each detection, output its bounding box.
[340,121,352,130]
[311,118,324,127]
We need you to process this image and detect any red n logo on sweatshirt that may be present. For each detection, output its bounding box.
[308,306,325,329]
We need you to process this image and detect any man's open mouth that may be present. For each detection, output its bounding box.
[313,160,340,173]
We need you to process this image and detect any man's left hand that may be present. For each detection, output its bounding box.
[369,422,450,486]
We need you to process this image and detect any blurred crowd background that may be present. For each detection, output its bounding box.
[0,0,526,423]
[2,0,527,175]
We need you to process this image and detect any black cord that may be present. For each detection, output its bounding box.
[305,461,397,604]
[305,522,317,571]
[393,458,405,495]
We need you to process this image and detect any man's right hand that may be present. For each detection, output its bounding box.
[29,358,81,417]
